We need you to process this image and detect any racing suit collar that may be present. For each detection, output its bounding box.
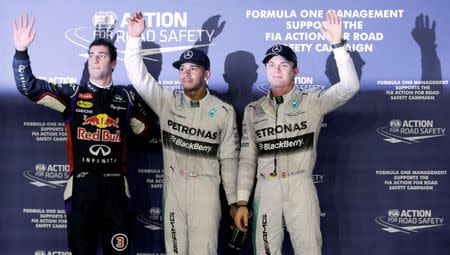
[183,88,211,108]
[267,87,296,104]
[89,80,113,89]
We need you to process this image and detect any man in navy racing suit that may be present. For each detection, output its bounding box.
[12,14,148,254]
[124,12,240,254]
[234,10,360,254]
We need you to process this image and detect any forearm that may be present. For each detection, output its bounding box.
[13,50,71,112]
[13,49,35,96]
[124,37,162,114]
[332,46,360,99]
[236,159,256,203]
[220,158,238,205]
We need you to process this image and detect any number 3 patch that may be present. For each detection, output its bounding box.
[111,233,128,251]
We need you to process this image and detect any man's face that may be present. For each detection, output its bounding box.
[178,62,210,93]
[265,55,298,90]
[87,45,116,82]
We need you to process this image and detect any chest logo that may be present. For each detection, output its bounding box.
[291,99,299,109]
[77,100,93,109]
[78,93,93,100]
[82,114,119,128]
[208,108,217,118]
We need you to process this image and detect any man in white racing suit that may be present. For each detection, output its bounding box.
[234,10,360,254]
[124,13,239,254]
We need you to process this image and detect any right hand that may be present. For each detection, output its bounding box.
[234,205,249,232]
[13,14,36,51]
[411,13,436,50]
[127,12,145,38]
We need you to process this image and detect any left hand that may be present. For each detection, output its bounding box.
[320,10,343,45]
[127,12,145,38]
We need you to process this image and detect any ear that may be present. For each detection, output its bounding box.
[223,73,229,83]
[204,70,211,81]
[294,67,300,76]
[111,60,117,71]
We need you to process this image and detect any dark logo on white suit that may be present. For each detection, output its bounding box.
[183,50,193,59]
[89,144,111,156]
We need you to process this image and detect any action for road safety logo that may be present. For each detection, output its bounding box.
[377,119,446,144]
[23,163,69,188]
[375,209,445,234]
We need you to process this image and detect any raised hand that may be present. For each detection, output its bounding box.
[127,12,145,38]
[320,10,343,45]
[201,15,226,41]
[13,14,36,51]
[411,13,436,50]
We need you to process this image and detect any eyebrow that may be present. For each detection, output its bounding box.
[88,51,109,55]
[268,60,291,65]
[181,63,200,68]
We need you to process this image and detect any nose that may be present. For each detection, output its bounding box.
[275,64,282,72]
[181,69,190,77]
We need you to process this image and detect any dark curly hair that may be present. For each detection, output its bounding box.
[88,38,117,63]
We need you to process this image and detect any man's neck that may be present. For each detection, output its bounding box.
[89,78,113,88]
[270,83,294,97]
[185,86,208,101]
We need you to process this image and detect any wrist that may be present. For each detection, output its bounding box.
[331,39,347,49]
[237,200,247,207]
[237,204,248,210]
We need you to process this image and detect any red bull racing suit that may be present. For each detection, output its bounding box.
[13,50,147,254]
[124,37,239,254]
[237,47,360,254]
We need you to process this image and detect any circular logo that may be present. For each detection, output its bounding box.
[92,11,118,29]
[35,251,46,255]
[111,233,128,251]
[272,44,283,53]
[389,119,402,128]
[388,209,400,218]
[35,163,47,172]
[183,50,194,60]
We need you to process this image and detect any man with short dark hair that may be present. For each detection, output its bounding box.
[124,12,239,255]
[12,14,148,254]
[234,10,360,254]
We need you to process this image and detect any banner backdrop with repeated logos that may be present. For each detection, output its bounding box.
[0,0,449,254]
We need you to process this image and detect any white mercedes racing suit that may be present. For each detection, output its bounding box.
[125,37,239,255]
[237,47,359,255]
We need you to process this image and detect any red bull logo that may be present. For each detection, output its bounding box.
[83,114,119,128]
[77,128,121,143]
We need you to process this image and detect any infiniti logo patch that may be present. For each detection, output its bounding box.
[89,144,111,156]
